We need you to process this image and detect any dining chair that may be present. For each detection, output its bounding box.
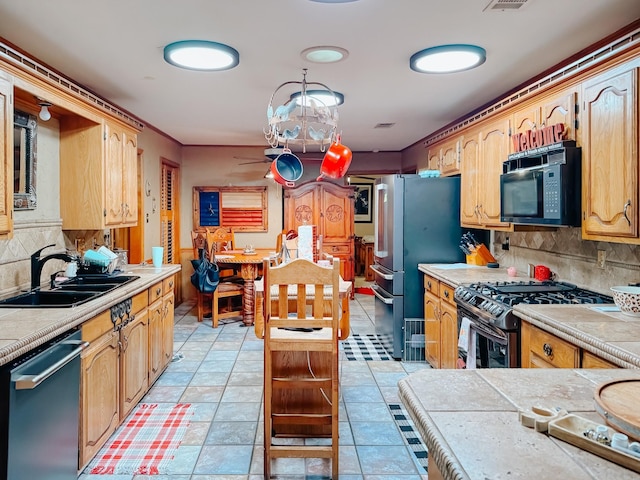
[261,257,340,479]
[206,227,244,327]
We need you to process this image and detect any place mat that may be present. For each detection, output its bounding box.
[87,403,194,475]
[341,333,391,361]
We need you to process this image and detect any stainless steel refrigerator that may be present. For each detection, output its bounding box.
[370,174,464,359]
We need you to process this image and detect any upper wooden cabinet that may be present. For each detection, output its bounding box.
[581,65,639,242]
[60,116,139,230]
[0,73,13,239]
[284,182,355,284]
[460,118,512,230]
[426,137,461,176]
[512,89,578,149]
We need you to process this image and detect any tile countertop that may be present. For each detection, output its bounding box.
[418,263,640,369]
[399,368,640,480]
[0,264,181,366]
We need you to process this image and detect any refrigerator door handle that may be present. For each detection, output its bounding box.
[372,285,394,304]
[370,264,393,280]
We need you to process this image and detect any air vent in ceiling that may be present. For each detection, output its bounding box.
[483,0,530,11]
[374,123,395,129]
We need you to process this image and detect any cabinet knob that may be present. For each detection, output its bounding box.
[543,343,553,357]
[444,290,449,298]
[156,287,162,296]
[427,280,432,289]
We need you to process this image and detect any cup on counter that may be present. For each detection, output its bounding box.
[151,246,164,268]
[534,265,554,281]
[507,266,517,277]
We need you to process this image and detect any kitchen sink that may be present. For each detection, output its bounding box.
[0,275,140,308]
[0,290,100,308]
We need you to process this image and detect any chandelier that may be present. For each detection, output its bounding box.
[264,69,343,153]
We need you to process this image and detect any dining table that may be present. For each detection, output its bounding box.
[214,249,275,327]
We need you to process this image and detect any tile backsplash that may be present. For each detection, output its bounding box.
[494,228,640,295]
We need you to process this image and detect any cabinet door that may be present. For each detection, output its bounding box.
[105,124,125,226]
[120,309,149,419]
[427,147,440,170]
[460,132,481,226]
[162,291,175,368]
[582,67,638,240]
[148,298,164,385]
[424,290,440,368]
[440,138,460,176]
[285,184,319,230]
[478,118,511,229]
[80,331,119,469]
[122,131,138,226]
[0,74,12,238]
[321,185,354,242]
[541,90,577,141]
[440,300,458,369]
[512,105,540,145]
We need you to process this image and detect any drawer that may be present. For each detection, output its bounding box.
[149,281,163,304]
[529,325,579,368]
[323,243,351,255]
[131,290,148,314]
[440,283,456,306]
[424,275,439,296]
[163,275,175,294]
[82,310,112,342]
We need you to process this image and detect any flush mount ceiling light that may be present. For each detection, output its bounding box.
[410,44,486,74]
[163,40,239,71]
[301,46,349,64]
[264,68,342,153]
[290,89,344,107]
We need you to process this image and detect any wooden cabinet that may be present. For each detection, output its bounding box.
[59,116,139,230]
[423,274,458,368]
[0,73,12,239]
[460,118,512,230]
[284,182,355,285]
[355,238,374,281]
[521,321,619,369]
[581,65,639,242]
[79,278,175,470]
[105,122,138,226]
[426,137,461,176]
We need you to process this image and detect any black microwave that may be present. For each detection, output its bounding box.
[500,141,581,226]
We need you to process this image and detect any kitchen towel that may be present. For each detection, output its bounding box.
[457,317,476,369]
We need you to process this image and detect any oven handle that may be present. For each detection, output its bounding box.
[13,339,89,390]
[467,317,508,344]
[372,285,394,304]
[370,264,393,280]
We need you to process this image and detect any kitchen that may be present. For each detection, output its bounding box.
[1,1,640,479]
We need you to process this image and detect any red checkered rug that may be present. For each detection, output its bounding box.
[87,403,194,475]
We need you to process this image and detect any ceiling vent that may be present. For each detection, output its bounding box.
[374,123,395,129]
[483,0,530,11]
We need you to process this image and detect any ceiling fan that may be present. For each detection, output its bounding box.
[235,147,324,165]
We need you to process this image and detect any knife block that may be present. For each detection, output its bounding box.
[466,243,496,266]
[466,251,488,266]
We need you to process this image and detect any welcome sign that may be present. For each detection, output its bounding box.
[512,123,566,153]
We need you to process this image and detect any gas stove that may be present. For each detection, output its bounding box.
[454,280,613,331]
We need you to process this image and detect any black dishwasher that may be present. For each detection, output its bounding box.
[0,329,88,480]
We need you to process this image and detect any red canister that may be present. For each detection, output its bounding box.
[534,265,553,281]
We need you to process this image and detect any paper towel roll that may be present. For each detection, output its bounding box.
[297,225,318,262]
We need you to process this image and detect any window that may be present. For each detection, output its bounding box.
[193,186,268,232]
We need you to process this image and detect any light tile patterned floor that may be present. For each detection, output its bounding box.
[79,291,430,479]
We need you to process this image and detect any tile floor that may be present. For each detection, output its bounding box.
[79,290,431,479]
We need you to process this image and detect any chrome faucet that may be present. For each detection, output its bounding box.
[31,244,74,290]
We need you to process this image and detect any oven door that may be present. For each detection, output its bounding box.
[457,309,518,368]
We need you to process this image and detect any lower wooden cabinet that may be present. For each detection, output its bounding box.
[521,321,619,369]
[424,274,458,369]
[79,277,176,470]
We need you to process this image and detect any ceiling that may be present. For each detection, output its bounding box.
[1,0,639,154]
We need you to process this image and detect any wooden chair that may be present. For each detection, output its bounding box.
[206,227,244,327]
[262,257,340,479]
[191,230,211,322]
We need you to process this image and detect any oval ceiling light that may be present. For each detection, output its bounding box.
[290,89,345,107]
[301,46,349,64]
[163,40,239,71]
[410,44,486,74]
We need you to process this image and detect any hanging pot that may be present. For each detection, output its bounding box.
[271,148,304,187]
[317,134,352,181]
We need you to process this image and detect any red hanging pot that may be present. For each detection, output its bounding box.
[317,134,352,181]
[271,149,303,187]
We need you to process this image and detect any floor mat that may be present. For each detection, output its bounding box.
[354,286,374,295]
[389,403,428,473]
[86,403,194,475]
[341,333,391,361]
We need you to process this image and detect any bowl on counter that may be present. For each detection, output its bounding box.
[610,286,640,317]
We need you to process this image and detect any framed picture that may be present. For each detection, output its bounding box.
[352,183,372,223]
